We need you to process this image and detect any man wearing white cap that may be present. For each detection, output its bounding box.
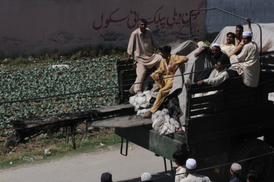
[229,31,260,87]
[194,43,229,83]
[180,158,211,182]
[229,163,246,182]
[232,18,253,52]
[141,172,153,182]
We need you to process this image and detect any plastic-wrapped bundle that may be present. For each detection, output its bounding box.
[152,108,181,135]
[129,91,152,111]
[169,118,180,129]
[153,115,165,132]
[137,109,150,117]
[152,110,161,122]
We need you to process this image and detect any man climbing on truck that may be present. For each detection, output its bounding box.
[230,18,253,55]
[142,45,188,118]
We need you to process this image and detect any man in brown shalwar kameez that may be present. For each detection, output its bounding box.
[125,19,162,94]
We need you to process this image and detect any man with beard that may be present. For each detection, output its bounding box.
[220,32,236,56]
[229,31,260,87]
[125,19,162,94]
[231,18,252,55]
[194,43,229,83]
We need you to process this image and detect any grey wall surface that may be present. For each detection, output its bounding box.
[206,0,274,33]
[1,0,273,57]
[0,0,206,57]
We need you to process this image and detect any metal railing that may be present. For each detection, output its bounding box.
[189,7,262,55]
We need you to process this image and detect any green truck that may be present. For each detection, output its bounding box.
[9,7,274,182]
[114,51,274,181]
[112,8,274,181]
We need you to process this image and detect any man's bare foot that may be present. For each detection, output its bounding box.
[176,127,184,132]
[143,111,152,118]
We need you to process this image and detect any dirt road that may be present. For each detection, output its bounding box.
[0,144,174,182]
[1,144,273,182]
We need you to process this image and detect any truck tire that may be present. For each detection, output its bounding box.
[229,139,273,182]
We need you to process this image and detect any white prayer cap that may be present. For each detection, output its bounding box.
[231,163,242,174]
[141,172,152,181]
[186,158,197,170]
[211,43,220,47]
[242,31,252,37]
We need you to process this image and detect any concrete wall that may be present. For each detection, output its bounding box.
[0,0,206,57]
[206,0,274,33]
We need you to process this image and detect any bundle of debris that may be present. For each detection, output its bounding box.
[129,90,182,135]
[152,109,180,135]
[129,91,152,111]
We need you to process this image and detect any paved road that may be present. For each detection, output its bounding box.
[0,144,273,182]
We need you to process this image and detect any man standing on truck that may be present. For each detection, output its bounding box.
[180,158,211,182]
[142,45,188,118]
[229,31,260,87]
[125,18,163,95]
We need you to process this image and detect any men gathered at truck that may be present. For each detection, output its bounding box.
[193,18,259,87]
[125,18,162,95]
[126,17,260,132]
[234,18,252,46]
[230,18,253,56]
[142,45,188,118]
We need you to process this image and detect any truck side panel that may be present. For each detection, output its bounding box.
[115,126,185,161]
